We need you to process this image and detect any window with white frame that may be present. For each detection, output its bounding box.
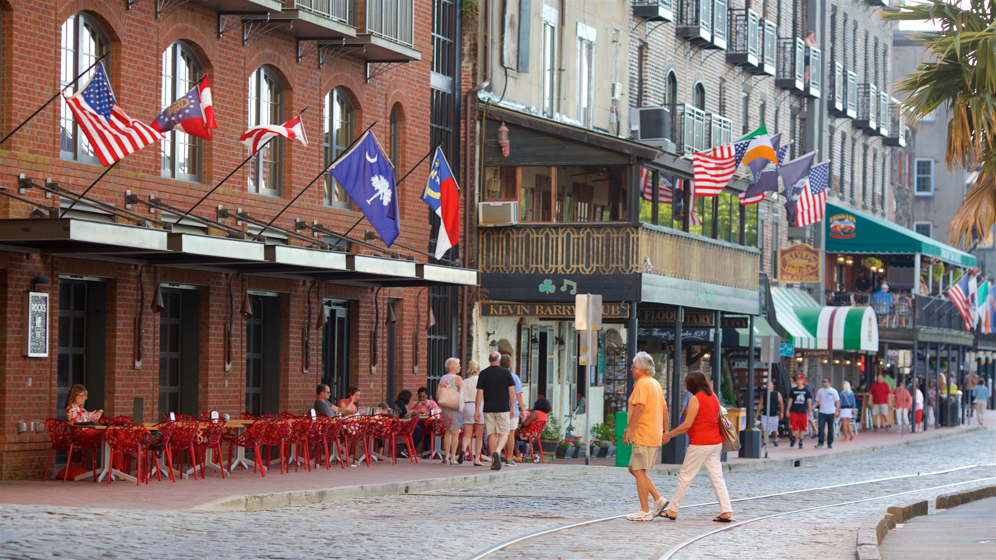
[161,42,203,182]
[576,22,596,127]
[247,67,283,196]
[913,222,933,238]
[914,158,934,195]
[542,21,556,118]
[323,87,354,207]
[60,13,110,164]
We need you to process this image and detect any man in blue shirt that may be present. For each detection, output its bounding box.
[871,279,894,325]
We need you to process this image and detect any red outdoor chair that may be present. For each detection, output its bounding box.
[259,418,291,474]
[310,416,335,470]
[157,419,200,482]
[321,417,347,469]
[287,415,318,472]
[43,419,74,481]
[99,415,134,426]
[422,416,446,459]
[340,417,371,467]
[105,423,161,485]
[162,413,197,421]
[367,416,396,462]
[515,419,547,463]
[226,419,269,477]
[193,419,227,478]
[66,424,102,482]
[392,416,420,464]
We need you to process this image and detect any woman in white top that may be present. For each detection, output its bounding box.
[914,381,924,432]
[459,359,485,466]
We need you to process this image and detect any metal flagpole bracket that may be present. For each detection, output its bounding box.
[366,62,410,84]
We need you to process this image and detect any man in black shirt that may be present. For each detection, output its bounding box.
[314,384,356,417]
[475,351,515,470]
[786,375,813,449]
[855,269,872,293]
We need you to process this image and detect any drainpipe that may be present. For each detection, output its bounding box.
[462,0,491,370]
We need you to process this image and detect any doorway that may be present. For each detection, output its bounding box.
[321,299,350,403]
[57,279,106,416]
[245,294,281,416]
[158,287,201,419]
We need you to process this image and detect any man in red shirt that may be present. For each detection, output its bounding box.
[870,373,891,431]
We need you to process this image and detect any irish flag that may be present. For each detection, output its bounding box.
[733,125,779,169]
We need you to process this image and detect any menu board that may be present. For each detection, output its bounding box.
[603,344,629,416]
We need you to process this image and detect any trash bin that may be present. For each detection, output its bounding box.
[615,411,631,467]
[939,393,961,427]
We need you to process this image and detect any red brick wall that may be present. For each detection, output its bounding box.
[0,0,439,479]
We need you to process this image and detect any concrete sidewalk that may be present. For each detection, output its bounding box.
[0,409,988,512]
[880,497,996,560]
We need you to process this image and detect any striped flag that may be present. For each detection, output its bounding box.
[640,168,673,204]
[733,134,779,169]
[740,134,789,205]
[794,162,829,227]
[62,63,163,167]
[781,152,816,225]
[692,143,738,197]
[947,274,975,331]
[977,277,990,334]
[239,115,308,155]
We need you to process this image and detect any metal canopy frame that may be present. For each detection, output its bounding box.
[19,174,170,229]
[124,192,250,239]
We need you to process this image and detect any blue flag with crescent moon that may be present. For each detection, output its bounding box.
[328,131,399,246]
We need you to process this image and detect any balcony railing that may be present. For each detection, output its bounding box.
[854,83,878,133]
[775,38,804,93]
[828,61,845,115]
[633,0,675,22]
[677,104,708,154]
[845,70,857,118]
[761,20,777,75]
[479,224,760,292]
[712,0,728,50]
[806,47,822,98]
[878,91,891,137]
[677,0,712,44]
[727,9,760,69]
[365,0,413,46]
[883,97,906,147]
[710,113,733,148]
[292,0,353,24]
[825,293,963,331]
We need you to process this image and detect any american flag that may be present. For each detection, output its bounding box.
[738,190,767,205]
[63,63,163,167]
[239,115,308,155]
[640,168,673,204]
[948,275,975,331]
[692,143,740,197]
[795,162,829,227]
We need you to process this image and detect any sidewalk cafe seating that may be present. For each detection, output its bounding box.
[43,419,74,482]
[514,419,547,463]
[105,423,161,485]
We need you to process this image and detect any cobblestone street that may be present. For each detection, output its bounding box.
[1,429,993,560]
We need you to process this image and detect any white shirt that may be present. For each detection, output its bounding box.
[815,387,840,415]
[915,389,924,411]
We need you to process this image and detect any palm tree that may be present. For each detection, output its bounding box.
[884,0,996,248]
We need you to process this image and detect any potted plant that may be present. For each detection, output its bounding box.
[539,416,561,460]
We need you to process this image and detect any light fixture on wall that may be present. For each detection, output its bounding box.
[150,284,164,314]
[703,353,710,359]
[834,359,840,364]
[31,274,50,289]
[497,121,510,157]
[386,304,397,325]
[240,293,253,320]
[846,257,853,265]
[837,255,845,263]
[487,330,497,351]
[555,336,565,348]
[845,360,851,365]
[796,357,803,362]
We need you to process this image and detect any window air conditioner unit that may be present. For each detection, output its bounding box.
[611,82,623,100]
[632,106,673,150]
[478,201,519,226]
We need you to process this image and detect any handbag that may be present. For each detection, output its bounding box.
[719,409,741,452]
[436,382,460,410]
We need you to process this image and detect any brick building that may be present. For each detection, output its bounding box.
[0,0,474,479]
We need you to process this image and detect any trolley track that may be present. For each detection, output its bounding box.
[467,463,996,560]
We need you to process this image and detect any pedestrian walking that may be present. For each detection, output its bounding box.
[437,358,464,465]
[893,383,912,432]
[622,352,669,521]
[786,374,813,449]
[475,351,515,471]
[814,378,839,449]
[459,360,485,465]
[754,381,783,446]
[870,374,891,430]
[660,371,733,523]
[500,353,526,466]
[839,381,856,441]
[971,377,990,426]
[913,380,924,432]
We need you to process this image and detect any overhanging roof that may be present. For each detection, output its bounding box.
[0,218,168,255]
[825,202,977,268]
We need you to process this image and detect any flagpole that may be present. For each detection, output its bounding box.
[339,142,438,241]
[255,121,378,239]
[175,107,309,224]
[0,53,109,149]
[60,161,119,217]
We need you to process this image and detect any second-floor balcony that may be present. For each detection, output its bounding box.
[677,0,712,45]
[775,38,805,93]
[727,9,761,70]
[853,83,879,134]
[676,104,708,154]
[709,113,733,148]
[806,46,822,98]
[761,19,777,75]
[883,97,907,147]
[633,0,675,22]
[828,60,845,115]
[364,0,414,46]
[479,223,760,293]
[291,0,352,24]
[827,292,966,333]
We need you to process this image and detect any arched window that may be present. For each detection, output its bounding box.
[60,13,110,163]
[693,83,706,111]
[161,42,204,181]
[389,105,401,167]
[247,67,283,196]
[323,87,354,206]
[665,71,677,107]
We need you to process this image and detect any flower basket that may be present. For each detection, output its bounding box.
[556,445,568,459]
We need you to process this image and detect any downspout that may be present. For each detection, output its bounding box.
[462,0,491,371]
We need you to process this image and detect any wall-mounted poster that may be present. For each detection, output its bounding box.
[23,292,49,357]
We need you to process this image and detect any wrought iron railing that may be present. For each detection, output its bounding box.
[883,97,906,147]
[709,114,733,148]
[761,20,777,74]
[775,37,804,91]
[728,9,760,65]
[807,46,822,97]
[828,60,844,114]
[365,0,414,46]
[676,104,708,154]
[825,292,965,332]
[712,0,728,49]
[292,0,353,24]
[677,0,712,41]
[633,0,675,21]
[855,83,878,131]
[479,224,760,292]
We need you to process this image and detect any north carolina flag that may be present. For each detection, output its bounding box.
[151,76,216,140]
[422,147,460,259]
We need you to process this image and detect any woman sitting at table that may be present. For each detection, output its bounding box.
[339,386,361,412]
[65,384,102,424]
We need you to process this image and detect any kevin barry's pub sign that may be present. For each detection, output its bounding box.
[481,302,630,320]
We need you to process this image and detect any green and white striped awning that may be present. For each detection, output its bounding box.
[770,287,880,352]
[770,287,819,349]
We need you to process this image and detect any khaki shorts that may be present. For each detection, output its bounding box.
[629,443,660,471]
[484,412,511,435]
[872,403,889,417]
[509,415,519,431]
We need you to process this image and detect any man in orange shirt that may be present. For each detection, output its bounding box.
[623,351,669,521]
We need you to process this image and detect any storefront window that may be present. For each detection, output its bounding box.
[520,167,554,222]
[485,165,628,223]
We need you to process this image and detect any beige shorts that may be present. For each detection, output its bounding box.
[509,415,519,431]
[872,403,889,417]
[484,411,511,435]
[629,443,660,471]
[974,401,987,415]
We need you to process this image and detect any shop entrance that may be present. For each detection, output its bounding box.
[245,294,280,416]
[158,287,200,419]
[321,300,350,403]
[57,279,106,417]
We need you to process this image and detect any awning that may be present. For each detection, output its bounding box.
[725,316,779,347]
[771,287,880,352]
[825,202,977,268]
[770,287,820,349]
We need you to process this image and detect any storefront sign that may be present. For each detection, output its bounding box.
[23,292,49,357]
[481,301,630,320]
[779,343,795,357]
[828,213,857,240]
[797,349,831,358]
[638,307,717,327]
[638,328,714,343]
[778,243,820,283]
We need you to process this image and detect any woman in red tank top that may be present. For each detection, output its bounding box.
[660,371,733,522]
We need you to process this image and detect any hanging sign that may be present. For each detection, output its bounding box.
[779,243,821,283]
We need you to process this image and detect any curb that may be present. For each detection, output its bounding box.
[194,426,983,512]
[857,484,996,560]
